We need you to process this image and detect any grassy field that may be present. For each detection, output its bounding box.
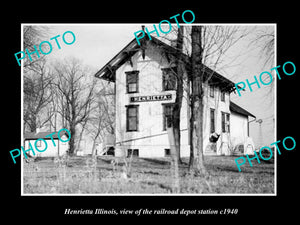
[23,155,274,194]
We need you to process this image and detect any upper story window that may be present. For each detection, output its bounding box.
[126,71,139,93]
[221,91,226,102]
[162,68,177,91]
[209,85,215,98]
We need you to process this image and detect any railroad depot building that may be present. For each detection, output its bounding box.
[95,35,256,158]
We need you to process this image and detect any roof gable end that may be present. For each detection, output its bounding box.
[94,34,238,92]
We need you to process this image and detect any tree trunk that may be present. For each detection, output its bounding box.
[91,127,101,156]
[91,140,97,156]
[30,114,37,132]
[68,124,76,156]
[188,89,195,169]
[193,94,207,175]
[172,26,184,164]
[167,122,180,193]
[76,119,88,152]
[188,26,207,175]
[173,67,183,164]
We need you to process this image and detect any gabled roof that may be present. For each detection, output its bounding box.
[94,35,141,82]
[230,101,256,118]
[24,131,68,140]
[94,34,239,92]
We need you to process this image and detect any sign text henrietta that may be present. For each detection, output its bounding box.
[130,94,172,103]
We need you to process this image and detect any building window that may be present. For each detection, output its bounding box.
[127,149,139,157]
[210,108,215,133]
[209,85,214,98]
[162,104,174,131]
[162,68,177,91]
[221,91,225,102]
[126,71,139,93]
[165,149,171,157]
[221,112,230,133]
[126,105,139,132]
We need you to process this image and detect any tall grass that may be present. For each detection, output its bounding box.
[23,156,274,194]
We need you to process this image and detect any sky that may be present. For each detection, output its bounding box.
[25,23,276,147]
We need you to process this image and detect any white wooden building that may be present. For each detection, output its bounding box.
[95,35,256,158]
[24,131,69,157]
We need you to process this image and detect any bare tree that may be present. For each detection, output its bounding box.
[249,26,275,105]
[249,27,274,68]
[22,25,56,133]
[188,26,251,174]
[23,59,53,132]
[164,26,185,192]
[172,26,185,165]
[159,25,251,175]
[52,58,96,156]
[188,26,206,174]
[23,25,49,69]
[88,83,115,155]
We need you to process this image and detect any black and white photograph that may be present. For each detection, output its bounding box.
[4,5,298,221]
[21,23,276,195]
